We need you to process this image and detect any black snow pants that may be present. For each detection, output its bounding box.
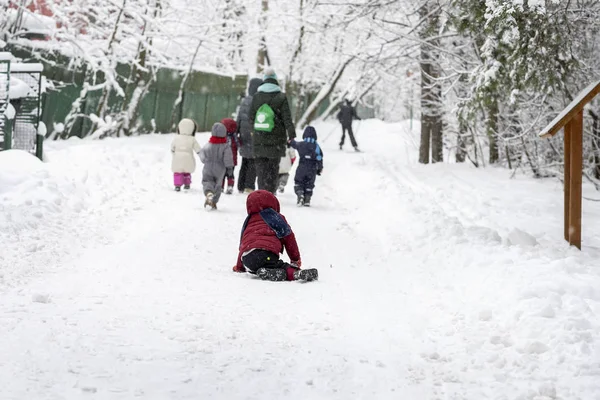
[255,157,280,194]
[294,162,318,199]
[340,123,358,148]
[242,249,291,273]
[237,157,257,192]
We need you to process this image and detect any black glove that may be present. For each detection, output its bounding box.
[317,169,322,176]
[226,167,234,176]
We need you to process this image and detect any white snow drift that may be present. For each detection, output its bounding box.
[0,120,599,399]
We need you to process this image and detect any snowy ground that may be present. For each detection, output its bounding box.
[1,120,599,400]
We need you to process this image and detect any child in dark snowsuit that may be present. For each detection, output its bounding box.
[221,118,238,195]
[233,190,318,282]
[199,122,234,209]
[289,126,323,207]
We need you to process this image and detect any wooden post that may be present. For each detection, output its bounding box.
[568,111,583,249]
[563,121,571,242]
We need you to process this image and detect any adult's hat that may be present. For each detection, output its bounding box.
[263,67,277,81]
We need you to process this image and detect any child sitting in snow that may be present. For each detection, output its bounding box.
[233,190,318,281]
[171,118,202,191]
[199,122,234,209]
[289,126,323,207]
[221,118,239,195]
[277,145,297,193]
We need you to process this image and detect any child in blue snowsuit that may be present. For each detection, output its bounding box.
[289,126,323,207]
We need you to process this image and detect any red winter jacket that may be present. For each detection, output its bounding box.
[235,190,300,269]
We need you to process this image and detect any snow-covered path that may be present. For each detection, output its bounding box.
[1,120,599,399]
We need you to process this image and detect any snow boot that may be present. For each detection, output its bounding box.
[226,186,233,195]
[303,195,311,207]
[293,268,319,282]
[204,192,215,209]
[175,186,181,192]
[257,267,287,281]
[354,146,361,152]
[296,194,304,207]
[278,184,285,194]
[244,188,254,194]
[184,184,190,190]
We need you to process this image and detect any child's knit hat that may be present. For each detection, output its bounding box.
[211,122,227,138]
[221,118,237,134]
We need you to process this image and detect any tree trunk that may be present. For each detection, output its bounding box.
[94,0,127,123]
[487,99,499,164]
[286,0,305,96]
[590,109,600,180]
[171,38,204,129]
[418,1,443,164]
[431,112,443,163]
[296,56,354,128]
[256,0,269,72]
[429,37,443,162]
[456,117,467,163]
[419,114,431,163]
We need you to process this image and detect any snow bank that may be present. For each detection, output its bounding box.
[11,63,44,73]
[0,149,89,251]
[9,77,32,99]
[0,150,45,193]
[4,103,16,120]
[507,228,539,247]
[0,122,598,399]
[0,136,172,287]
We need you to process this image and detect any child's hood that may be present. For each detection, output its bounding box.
[178,118,196,136]
[246,190,281,214]
[211,122,227,138]
[303,126,317,141]
[248,78,263,96]
[221,118,237,134]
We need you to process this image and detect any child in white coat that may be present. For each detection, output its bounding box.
[277,146,296,193]
[171,118,202,191]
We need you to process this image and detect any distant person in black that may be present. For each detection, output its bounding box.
[337,99,361,151]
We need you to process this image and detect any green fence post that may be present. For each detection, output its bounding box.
[4,116,12,150]
[35,130,43,160]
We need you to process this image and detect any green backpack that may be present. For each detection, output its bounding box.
[254,102,276,132]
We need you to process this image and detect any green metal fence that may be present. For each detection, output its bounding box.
[8,45,247,137]
[6,44,372,140]
[11,64,44,159]
[0,56,9,149]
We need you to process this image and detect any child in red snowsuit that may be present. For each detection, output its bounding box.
[233,190,318,281]
[221,118,238,194]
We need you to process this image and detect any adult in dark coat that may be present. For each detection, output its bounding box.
[236,78,263,193]
[249,68,296,194]
[337,99,361,151]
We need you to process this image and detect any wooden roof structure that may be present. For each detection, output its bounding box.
[538,80,600,249]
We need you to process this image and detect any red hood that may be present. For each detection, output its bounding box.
[221,118,237,134]
[246,190,280,214]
